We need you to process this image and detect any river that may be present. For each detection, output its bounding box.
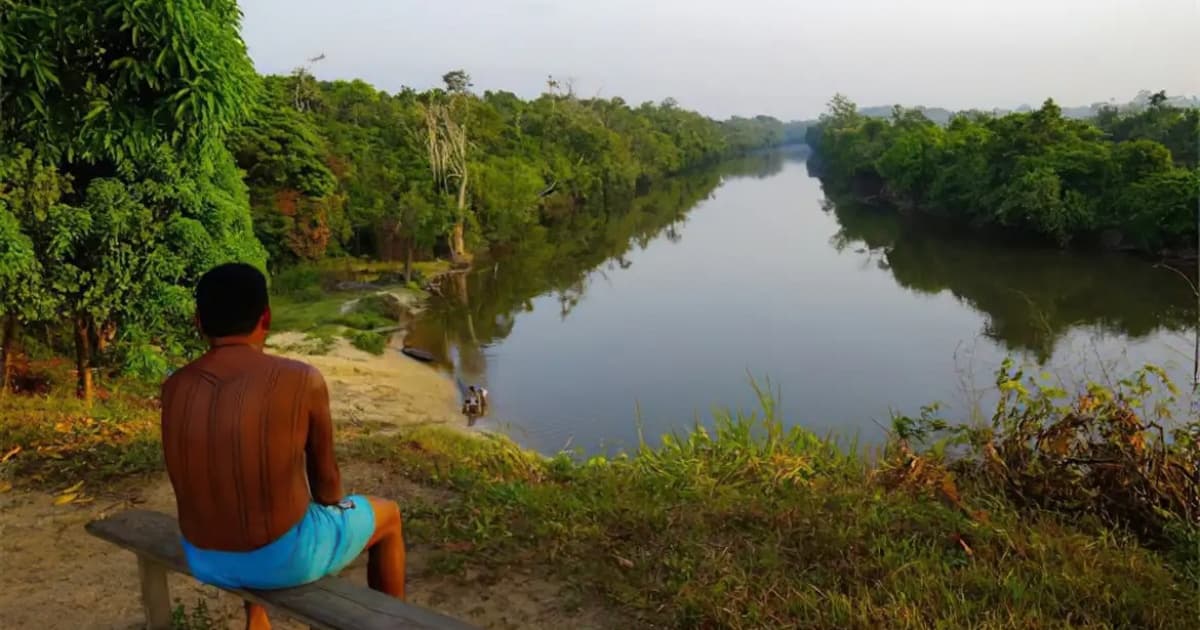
[406,148,1197,454]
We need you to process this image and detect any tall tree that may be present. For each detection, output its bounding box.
[0,0,264,400]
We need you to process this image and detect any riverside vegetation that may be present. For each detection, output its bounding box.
[2,2,1199,628]
[3,353,1199,628]
[0,0,797,402]
[806,94,1199,253]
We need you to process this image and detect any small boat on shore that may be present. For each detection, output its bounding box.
[400,346,436,362]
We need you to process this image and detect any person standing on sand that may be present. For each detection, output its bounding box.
[466,385,488,410]
[161,263,406,630]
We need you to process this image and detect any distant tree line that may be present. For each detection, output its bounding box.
[231,74,796,272]
[806,94,1199,252]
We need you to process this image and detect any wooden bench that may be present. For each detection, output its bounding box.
[86,510,479,630]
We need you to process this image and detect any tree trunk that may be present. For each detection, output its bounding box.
[74,313,93,404]
[452,172,469,259]
[451,221,466,260]
[93,319,115,354]
[1,314,16,394]
[451,272,469,305]
[405,239,415,284]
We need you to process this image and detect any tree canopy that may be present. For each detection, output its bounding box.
[0,2,787,396]
[808,94,1199,252]
[230,73,789,269]
[1,0,265,398]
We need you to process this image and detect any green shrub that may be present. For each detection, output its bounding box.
[347,330,387,355]
[333,310,392,331]
[271,265,323,296]
[357,293,402,319]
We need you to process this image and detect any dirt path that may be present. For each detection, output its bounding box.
[0,462,616,629]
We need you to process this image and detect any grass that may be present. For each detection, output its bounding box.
[351,384,1200,629]
[347,330,388,355]
[311,257,452,279]
[269,269,425,356]
[272,258,451,297]
[4,360,1198,628]
[269,290,354,333]
[171,599,218,630]
[0,362,162,484]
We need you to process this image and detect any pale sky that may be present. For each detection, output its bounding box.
[241,0,1200,120]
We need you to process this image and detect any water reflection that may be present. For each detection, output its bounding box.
[409,149,1194,451]
[826,200,1197,362]
[406,149,797,377]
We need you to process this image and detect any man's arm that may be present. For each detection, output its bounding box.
[305,367,344,505]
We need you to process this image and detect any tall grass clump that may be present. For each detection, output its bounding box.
[893,360,1200,550]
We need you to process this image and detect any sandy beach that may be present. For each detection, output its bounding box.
[266,330,463,431]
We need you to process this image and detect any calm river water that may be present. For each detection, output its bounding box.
[407,148,1197,454]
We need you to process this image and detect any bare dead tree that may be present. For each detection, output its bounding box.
[292,53,326,112]
[418,99,471,259]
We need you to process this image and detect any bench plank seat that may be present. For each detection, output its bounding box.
[86,510,479,630]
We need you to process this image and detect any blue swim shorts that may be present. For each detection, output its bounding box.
[181,495,376,590]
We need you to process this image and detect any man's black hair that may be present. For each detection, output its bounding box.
[195,263,269,338]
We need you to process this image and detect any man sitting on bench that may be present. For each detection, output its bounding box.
[161,263,405,630]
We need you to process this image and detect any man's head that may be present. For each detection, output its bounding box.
[195,263,271,344]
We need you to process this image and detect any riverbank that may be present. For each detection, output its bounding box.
[3,362,1198,628]
[0,284,602,629]
[268,332,461,430]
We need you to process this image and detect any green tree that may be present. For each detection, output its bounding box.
[0,150,62,390]
[390,187,450,282]
[238,69,780,267]
[1116,168,1200,250]
[231,81,339,266]
[1,0,258,167]
[473,156,544,243]
[810,93,1199,253]
[0,0,263,400]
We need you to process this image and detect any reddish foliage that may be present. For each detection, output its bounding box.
[270,188,336,261]
[324,153,350,180]
[273,189,301,217]
[284,196,332,261]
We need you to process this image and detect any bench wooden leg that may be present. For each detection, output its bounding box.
[137,556,172,630]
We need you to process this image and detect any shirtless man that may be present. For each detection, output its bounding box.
[161,263,405,630]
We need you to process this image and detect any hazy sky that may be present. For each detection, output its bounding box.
[241,0,1199,120]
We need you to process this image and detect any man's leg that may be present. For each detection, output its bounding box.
[365,497,406,599]
[244,601,270,630]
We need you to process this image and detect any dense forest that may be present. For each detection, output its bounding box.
[807,94,1199,252]
[232,73,795,271]
[0,1,789,399]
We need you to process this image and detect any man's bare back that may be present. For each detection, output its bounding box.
[163,263,405,629]
[162,343,342,551]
